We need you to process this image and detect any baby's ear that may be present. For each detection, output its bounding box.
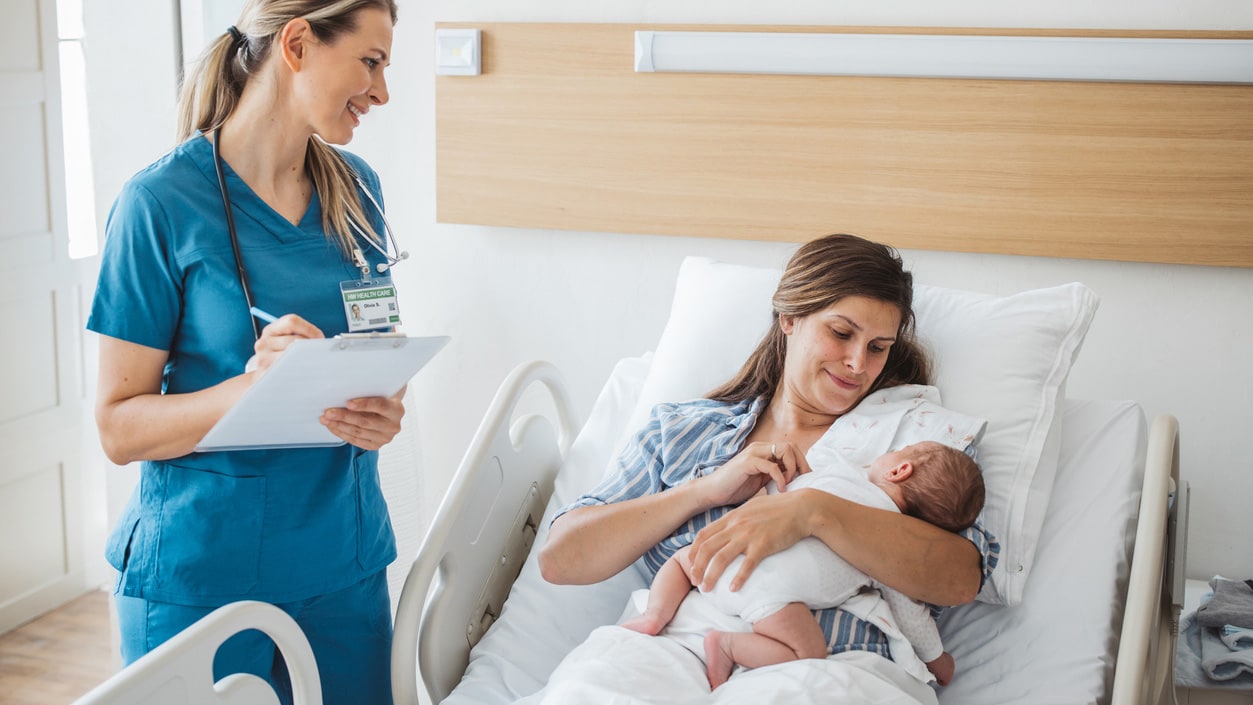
[887,461,914,483]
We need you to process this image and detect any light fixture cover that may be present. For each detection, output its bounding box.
[634,30,1253,84]
[436,28,481,76]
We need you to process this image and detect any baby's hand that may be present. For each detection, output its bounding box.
[926,651,955,686]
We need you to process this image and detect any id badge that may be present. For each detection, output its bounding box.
[340,277,402,332]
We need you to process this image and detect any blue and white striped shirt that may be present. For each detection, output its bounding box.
[555,395,1000,657]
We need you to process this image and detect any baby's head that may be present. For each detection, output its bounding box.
[868,441,985,533]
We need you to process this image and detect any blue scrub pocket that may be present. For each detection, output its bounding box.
[154,463,266,596]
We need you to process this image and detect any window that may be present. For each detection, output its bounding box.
[57,0,98,259]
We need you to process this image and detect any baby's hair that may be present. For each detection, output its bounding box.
[896,442,985,533]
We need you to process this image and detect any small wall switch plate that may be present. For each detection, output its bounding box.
[435,28,481,76]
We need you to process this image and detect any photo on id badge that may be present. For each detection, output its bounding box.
[341,277,402,332]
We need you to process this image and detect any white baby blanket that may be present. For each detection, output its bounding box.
[511,589,939,705]
[806,384,987,473]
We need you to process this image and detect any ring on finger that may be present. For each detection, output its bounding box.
[770,443,778,461]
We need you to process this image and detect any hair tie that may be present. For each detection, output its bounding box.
[227,25,244,44]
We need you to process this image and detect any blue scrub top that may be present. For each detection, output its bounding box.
[88,135,397,605]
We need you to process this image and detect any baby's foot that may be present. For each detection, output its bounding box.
[620,612,667,636]
[703,631,735,689]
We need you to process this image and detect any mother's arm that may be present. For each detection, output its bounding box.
[538,483,709,585]
[688,487,981,606]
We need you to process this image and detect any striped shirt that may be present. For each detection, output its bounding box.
[555,395,1000,657]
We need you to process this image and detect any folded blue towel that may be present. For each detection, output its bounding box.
[1177,609,1253,688]
[1222,625,1253,650]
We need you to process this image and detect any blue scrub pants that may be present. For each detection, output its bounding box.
[115,570,392,705]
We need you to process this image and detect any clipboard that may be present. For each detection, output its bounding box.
[195,334,449,452]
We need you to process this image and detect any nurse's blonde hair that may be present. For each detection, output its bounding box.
[176,0,398,257]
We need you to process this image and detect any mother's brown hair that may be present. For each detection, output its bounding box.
[708,233,930,404]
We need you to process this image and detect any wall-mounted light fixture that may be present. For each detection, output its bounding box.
[436,28,481,76]
[633,30,1253,84]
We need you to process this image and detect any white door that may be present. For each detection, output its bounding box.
[0,0,89,633]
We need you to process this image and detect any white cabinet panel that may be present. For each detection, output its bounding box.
[0,105,53,239]
[0,290,59,423]
[0,464,68,602]
[0,0,39,72]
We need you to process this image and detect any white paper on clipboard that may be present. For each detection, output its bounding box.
[195,334,449,452]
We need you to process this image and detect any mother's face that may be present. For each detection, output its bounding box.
[779,295,902,418]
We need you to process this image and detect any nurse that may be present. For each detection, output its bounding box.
[88,1,401,702]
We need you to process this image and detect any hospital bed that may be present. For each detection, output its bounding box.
[71,258,1187,705]
[391,258,1189,705]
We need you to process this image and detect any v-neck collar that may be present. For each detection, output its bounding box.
[189,133,323,244]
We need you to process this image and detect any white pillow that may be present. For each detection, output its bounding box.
[912,282,1097,604]
[625,257,779,433]
[626,256,1098,606]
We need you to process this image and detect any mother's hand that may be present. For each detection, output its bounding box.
[699,441,808,509]
[688,487,816,592]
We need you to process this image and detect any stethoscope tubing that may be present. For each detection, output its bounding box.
[212,128,404,340]
[213,127,261,340]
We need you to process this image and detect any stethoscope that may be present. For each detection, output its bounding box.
[212,127,408,339]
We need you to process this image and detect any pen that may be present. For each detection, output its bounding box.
[249,306,279,325]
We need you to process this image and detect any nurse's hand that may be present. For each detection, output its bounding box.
[321,386,407,451]
[246,314,324,374]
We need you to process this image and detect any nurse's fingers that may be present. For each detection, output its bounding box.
[247,315,324,373]
[256,314,323,348]
[321,396,405,450]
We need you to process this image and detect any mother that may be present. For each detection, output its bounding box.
[539,233,997,669]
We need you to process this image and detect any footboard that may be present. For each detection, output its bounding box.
[73,601,321,705]
[391,361,580,705]
[1111,414,1185,705]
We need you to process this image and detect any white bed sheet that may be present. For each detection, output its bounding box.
[936,398,1146,704]
[443,355,1146,705]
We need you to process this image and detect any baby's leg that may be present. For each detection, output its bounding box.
[621,546,697,636]
[703,602,827,689]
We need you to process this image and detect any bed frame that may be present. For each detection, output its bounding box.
[389,361,1187,705]
[72,600,322,705]
[391,361,581,704]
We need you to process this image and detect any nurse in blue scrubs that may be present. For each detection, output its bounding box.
[88,2,402,703]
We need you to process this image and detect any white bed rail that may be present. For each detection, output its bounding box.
[1111,414,1182,705]
[72,600,321,705]
[392,360,580,705]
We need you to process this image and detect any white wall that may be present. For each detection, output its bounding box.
[350,0,1253,589]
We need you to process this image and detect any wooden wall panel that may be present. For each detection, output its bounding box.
[435,23,1253,267]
